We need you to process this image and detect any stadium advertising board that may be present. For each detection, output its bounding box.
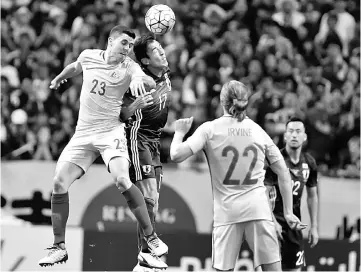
[82,231,360,271]
[1,161,360,239]
[1,225,83,271]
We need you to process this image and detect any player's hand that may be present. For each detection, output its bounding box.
[284,213,307,231]
[274,221,283,241]
[308,227,319,248]
[50,78,67,90]
[134,92,154,109]
[130,78,146,97]
[175,116,194,135]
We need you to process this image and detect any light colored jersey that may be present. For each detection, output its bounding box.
[186,115,283,226]
[76,49,145,134]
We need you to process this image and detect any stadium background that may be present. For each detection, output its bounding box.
[1,0,360,271]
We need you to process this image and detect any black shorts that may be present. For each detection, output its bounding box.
[128,139,162,191]
[279,224,305,269]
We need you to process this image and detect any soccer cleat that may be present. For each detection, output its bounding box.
[38,244,68,267]
[145,233,168,257]
[137,251,168,270]
[133,262,167,272]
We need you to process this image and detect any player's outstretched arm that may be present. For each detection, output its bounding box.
[50,61,83,90]
[269,159,307,230]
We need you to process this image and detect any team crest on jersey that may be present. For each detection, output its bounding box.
[110,71,121,78]
[142,165,152,174]
[302,163,310,181]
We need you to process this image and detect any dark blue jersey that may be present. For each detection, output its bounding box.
[123,68,171,142]
[265,148,318,225]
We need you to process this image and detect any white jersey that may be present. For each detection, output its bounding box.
[76,49,145,134]
[186,115,283,227]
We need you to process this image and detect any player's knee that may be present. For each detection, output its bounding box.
[53,175,69,193]
[115,176,132,192]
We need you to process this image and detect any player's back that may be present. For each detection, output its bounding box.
[77,49,136,134]
[203,116,278,226]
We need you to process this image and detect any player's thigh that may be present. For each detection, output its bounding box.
[280,228,304,270]
[212,223,244,271]
[129,139,156,182]
[245,219,281,269]
[56,134,98,190]
[96,126,130,173]
[135,178,158,201]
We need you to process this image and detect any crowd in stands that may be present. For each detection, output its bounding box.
[1,0,360,178]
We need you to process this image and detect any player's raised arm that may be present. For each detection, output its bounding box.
[50,56,83,90]
[128,62,156,97]
[170,117,210,163]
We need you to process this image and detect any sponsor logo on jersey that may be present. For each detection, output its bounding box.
[289,168,300,176]
[110,71,121,78]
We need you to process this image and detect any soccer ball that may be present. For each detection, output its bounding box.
[145,4,176,35]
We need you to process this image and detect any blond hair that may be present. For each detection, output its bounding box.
[220,80,249,121]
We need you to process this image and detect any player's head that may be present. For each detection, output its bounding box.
[220,80,249,121]
[133,33,168,70]
[284,117,307,149]
[107,25,136,62]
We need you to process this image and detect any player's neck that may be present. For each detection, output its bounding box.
[147,66,163,77]
[104,50,123,65]
[285,145,301,164]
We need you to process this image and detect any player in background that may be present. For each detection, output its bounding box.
[265,117,319,271]
[119,33,171,271]
[169,80,307,271]
[38,26,167,269]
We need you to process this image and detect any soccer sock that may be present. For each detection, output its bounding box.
[51,192,69,245]
[122,185,153,236]
[139,197,156,252]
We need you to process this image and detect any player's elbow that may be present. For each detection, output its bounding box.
[170,151,184,163]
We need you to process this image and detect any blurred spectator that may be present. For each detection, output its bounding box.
[0,0,359,178]
[315,0,356,56]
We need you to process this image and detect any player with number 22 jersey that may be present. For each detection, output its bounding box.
[169,80,306,271]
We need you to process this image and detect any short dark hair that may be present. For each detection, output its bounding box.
[133,33,156,65]
[286,116,305,129]
[109,25,135,39]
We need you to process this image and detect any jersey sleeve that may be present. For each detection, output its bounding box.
[128,61,147,81]
[263,130,283,165]
[185,122,211,154]
[305,153,318,187]
[75,49,88,66]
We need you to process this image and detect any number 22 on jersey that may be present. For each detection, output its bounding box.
[222,144,259,186]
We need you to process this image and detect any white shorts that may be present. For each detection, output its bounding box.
[58,125,129,172]
[212,219,281,270]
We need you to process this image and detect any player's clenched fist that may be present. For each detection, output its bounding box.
[175,116,194,135]
[50,78,67,90]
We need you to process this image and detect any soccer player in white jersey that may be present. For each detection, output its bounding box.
[38,25,167,269]
[170,80,307,271]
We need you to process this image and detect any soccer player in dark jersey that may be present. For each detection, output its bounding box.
[119,33,171,271]
[265,117,319,271]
